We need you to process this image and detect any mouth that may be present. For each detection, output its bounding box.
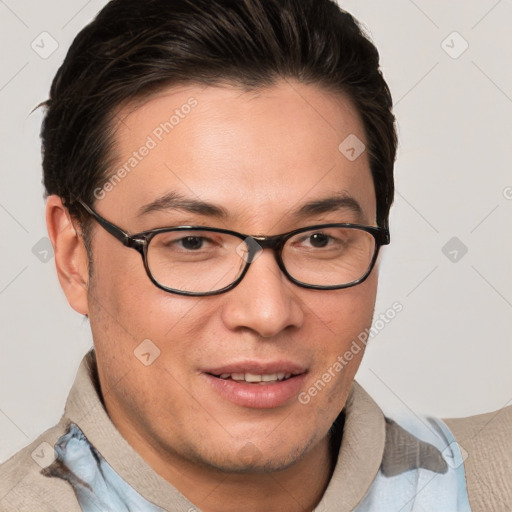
[203,362,308,408]
[208,371,297,384]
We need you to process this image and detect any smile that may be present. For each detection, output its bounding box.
[203,363,308,408]
[215,372,294,383]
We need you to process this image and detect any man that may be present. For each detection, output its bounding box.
[1,0,510,510]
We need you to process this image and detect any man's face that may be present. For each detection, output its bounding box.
[85,81,378,473]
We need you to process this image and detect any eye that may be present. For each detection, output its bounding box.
[153,231,224,254]
[308,232,330,248]
[289,228,352,255]
[297,232,338,249]
[180,236,205,250]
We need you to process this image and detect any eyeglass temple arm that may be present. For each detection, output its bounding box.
[379,228,390,245]
[75,198,144,251]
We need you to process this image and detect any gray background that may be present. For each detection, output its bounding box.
[1,0,511,463]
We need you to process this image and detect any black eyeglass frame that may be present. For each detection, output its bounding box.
[76,198,390,296]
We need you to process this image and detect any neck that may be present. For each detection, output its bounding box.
[118,419,338,512]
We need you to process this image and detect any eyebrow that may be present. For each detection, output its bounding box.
[137,191,365,222]
[137,191,228,218]
[293,194,365,221]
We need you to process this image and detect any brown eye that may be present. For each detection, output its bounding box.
[309,233,330,248]
[180,236,204,250]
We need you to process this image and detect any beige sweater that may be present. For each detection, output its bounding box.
[1,350,511,511]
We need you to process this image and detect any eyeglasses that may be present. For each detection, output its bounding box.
[76,198,390,296]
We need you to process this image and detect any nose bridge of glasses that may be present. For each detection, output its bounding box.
[250,234,285,256]
[238,234,284,265]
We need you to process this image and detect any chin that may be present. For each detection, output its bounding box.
[187,431,317,474]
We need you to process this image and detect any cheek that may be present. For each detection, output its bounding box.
[87,243,223,391]
[298,273,377,415]
[89,240,191,339]
[87,260,218,437]
[305,271,378,344]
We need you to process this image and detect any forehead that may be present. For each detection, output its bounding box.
[104,80,376,230]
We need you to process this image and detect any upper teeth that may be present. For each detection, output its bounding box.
[218,372,292,382]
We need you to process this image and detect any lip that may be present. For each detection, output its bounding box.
[204,361,307,376]
[202,360,308,409]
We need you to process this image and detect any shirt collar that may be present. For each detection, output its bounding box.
[317,381,386,511]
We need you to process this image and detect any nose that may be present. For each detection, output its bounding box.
[220,250,304,337]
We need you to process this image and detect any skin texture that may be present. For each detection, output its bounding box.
[46,80,380,512]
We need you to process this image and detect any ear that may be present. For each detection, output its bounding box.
[46,195,90,315]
